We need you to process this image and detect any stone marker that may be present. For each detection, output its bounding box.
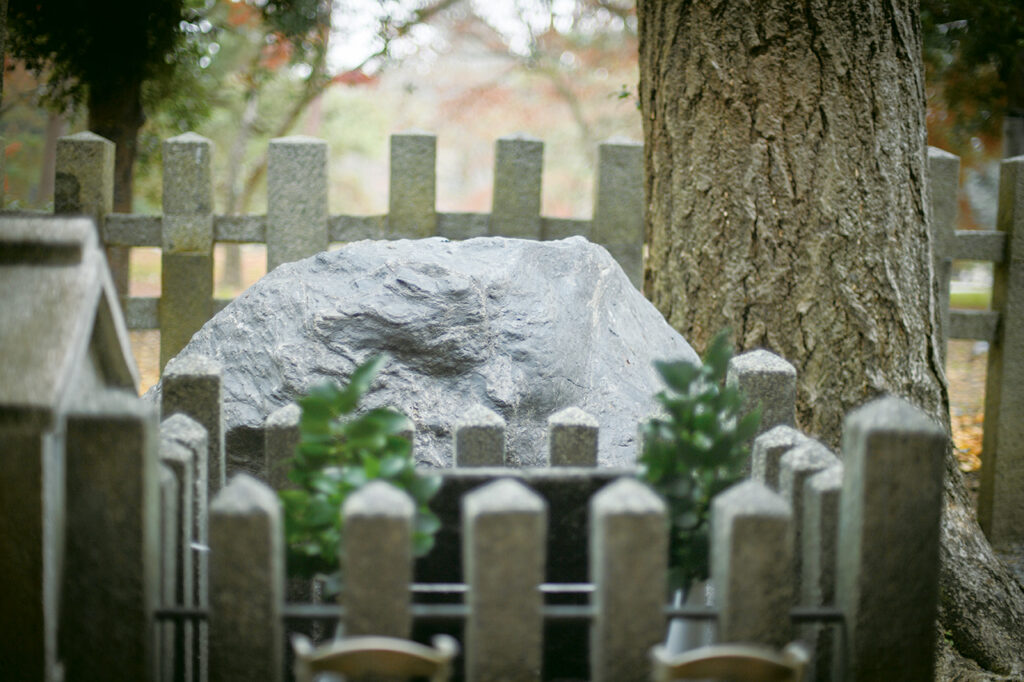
[159,435,195,682]
[590,478,667,682]
[927,146,959,360]
[751,425,807,490]
[778,439,839,589]
[388,131,437,237]
[209,474,283,682]
[726,349,797,436]
[267,136,328,271]
[455,404,507,467]
[264,402,300,489]
[157,464,179,682]
[803,465,843,682]
[712,480,794,647]
[836,397,945,682]
[55,131,114,221]
[491,134,543,239]
[62,390,159,682]
[342,481,414,638]
[592,138,644,287]
[463,479,547,681]
[162,355,225,493]
[547,406,599,467]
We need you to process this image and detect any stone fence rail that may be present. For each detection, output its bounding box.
[51,130,645,370]
[41,347,947,682]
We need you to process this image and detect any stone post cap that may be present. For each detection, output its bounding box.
[463,478,546,515]
[780,439,838,474]
[548,406,598,428]
[456,404,506,429]
[807,464,843,494]
[727,349,797,379]
[600,136,641,147]
[161,412,207,441]
[343,480,415,518]
[163,354,221,378]
[69,387,156,419]
[160,439,193,465]
[166,131,212,146]
[269,135,328,147]
[499,132,542,143]
[713,480,791,519]
[61,131,113,146]
[592,477,664,515]
[266,402,300,428]
[211,473,279,515]
[843,396,946,440]
[754,424,805,449]
[393,129,436,139]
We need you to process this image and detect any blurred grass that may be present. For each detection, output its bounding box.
[950,289,991,310]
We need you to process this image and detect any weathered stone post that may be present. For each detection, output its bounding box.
[712,480,794,647]
[341,481,414,637]
[750,425,807,491]
[802,465,843,682]
[157,464,179,682]
[160,426,197,682]
[778,439,839,590]
[267,136,328,271]
[209,474,284,682]
[454,405,507,467]
[590,478,667,682]
[547,406,599,467]
[388,131,437,237]
[463,479,547,681]
[836,397,945,681]
[160,133,214,371]
[62,391,159,682]
[162,355,225,494]
[54,131,114,291]
[490,133,543,239]
[264,402,300,489]
[725,349,797,436]
[592,138,644,287]
[927,146,959,360]
[979,155,1024,548]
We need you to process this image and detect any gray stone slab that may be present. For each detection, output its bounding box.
[62,391,159,682]
[726,349,797,436]
[751,424,807,490]
[547,406,598,467]
[590,478,666,682]
[163,132,214,253]
[712,479,794,646]
[388,132,437,238]
[162,355,225,494]
[267,136,328,271]
[980,155,1024,548]
[490,134,543,239]
[836,397,945,682]
[342,481,414,638]
[779,439,839,589]
[454,404,507,467]
[264,402,299,489]
[463,479,547,681]
[209,474,283,682]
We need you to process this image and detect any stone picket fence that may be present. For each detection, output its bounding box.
[44,347,947,682]
[51,130,644,371]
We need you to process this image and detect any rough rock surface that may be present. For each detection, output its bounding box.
[149,236,697,472]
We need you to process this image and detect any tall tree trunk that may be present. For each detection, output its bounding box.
[638,0,1024,677]
[87,76,144,296]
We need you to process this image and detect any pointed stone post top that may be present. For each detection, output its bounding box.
[211,473,279,515]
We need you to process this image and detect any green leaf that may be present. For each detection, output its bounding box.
[655,359,699,393]
[408,474,442,503]
[379,454,407,479]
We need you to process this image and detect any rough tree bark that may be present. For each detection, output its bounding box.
[637,0,1024,677]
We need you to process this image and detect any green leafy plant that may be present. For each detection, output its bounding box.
[640,330,761,590]
[278,355,441,588]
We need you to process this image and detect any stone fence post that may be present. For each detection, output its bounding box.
[589,478,667,682]
[750,425,806,490]
[342,481,414,637]
[157,464,179,682]
[491,134,543,239]
[778,440,839,591]
[980,155,1024,548]
[836,397,945,682]
[547,406,598,467]
[267,136,328,271]
[209,474,284,682]
[264,402,300,489]
[726,349,797,437]
[62,391,159,682]
[463,479,547,681]
[454,405,506,467]
[161,133,214,371]
[592,138,644,288]
[711,480,794,647]
[802,465,843,682]
[388,131,437,238]
[162,355,225,495]
[159,432,195,682]
[927,146,959,359]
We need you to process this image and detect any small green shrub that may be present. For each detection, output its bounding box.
[640,330,761,590]
[278,355,441,589]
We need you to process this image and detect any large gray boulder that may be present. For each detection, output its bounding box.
[151,236,697,471]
